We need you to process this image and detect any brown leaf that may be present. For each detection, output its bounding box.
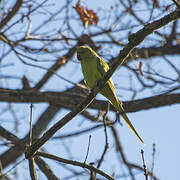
[152,0,159,8]
[139,61,144,76]
[43,47,49,52]
[74,3,98,28]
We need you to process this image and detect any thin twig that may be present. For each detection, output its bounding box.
[37,151,115,180]
[29,104,33,146]
[97,103,110,168]
[28,104,37,180]
[111,126,135,180]
[141,149,148,180]
[150,144,156,180]
[84,135,92,164]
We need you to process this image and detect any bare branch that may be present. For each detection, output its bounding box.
[0,0,23,31]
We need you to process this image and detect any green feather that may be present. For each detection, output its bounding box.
[77,46,144,144]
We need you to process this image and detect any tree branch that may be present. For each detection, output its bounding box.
[0,88,180,112]
[37,152,115,180]
[23,9,180,159]
[0,0,23,31]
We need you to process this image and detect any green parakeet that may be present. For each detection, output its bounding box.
[77,46,144,144]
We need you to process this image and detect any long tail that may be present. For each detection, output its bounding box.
[116,99,144,144]
[100,85,144,144]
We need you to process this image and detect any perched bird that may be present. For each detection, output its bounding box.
[77,46,144,144]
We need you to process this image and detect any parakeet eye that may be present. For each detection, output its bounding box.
[77,53,82,61]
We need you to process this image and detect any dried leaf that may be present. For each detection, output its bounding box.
[152,0,159,8]
[139,61,144,76]
[74,3,98,28]
[43,47,49,52]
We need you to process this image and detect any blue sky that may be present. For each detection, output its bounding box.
[1,0,180,179]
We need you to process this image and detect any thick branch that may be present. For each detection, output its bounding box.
[24,9,180,159]
[0,0,23,31]
[0,89,179,112]
[130,45,180,60]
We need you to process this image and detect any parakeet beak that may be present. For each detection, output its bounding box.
[77,53,82,61]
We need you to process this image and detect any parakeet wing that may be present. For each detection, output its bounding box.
[95,56,117,102]
[96,56,116,87]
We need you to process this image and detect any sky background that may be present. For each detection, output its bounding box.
[1,0,180,180]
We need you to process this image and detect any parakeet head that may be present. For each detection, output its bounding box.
[77,46,96,61]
